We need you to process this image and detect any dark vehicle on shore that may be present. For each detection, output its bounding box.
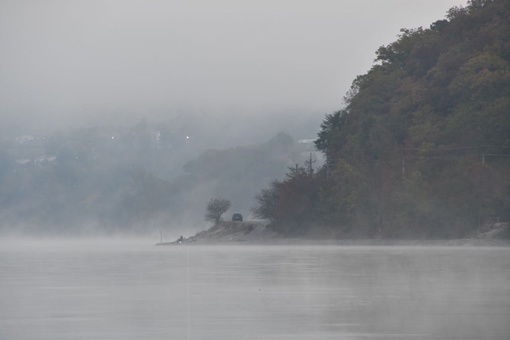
[232,213,243,222]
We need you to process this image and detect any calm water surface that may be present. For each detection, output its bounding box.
[1,239,509,340]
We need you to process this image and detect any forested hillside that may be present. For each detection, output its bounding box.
[0,126,307,234]
[253,0,510,238]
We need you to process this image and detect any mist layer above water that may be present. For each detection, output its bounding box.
[1,240,509,339]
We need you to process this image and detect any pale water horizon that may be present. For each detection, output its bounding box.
[1,239,509,339]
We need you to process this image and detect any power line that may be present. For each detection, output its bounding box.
[403,145,510,152]
[322,145,510,178]
[404,153,510,159]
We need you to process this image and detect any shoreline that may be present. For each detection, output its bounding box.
[157,221,510,247]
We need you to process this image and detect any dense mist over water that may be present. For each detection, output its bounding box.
[4,2,510,339]
[1,240,509,339]
[0,0,468,235]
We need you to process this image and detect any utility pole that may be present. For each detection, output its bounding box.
[401,152,406,177]
[305,153,316,174]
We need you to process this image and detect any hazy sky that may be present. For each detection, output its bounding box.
[1,0,466,132]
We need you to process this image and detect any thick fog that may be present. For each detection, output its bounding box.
[1,242,509,339]
[0,0,468,236]
[1,0,465,134]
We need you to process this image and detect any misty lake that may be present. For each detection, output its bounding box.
[1,239,509,340]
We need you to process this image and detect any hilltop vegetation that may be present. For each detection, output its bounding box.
[253,0,510,239]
